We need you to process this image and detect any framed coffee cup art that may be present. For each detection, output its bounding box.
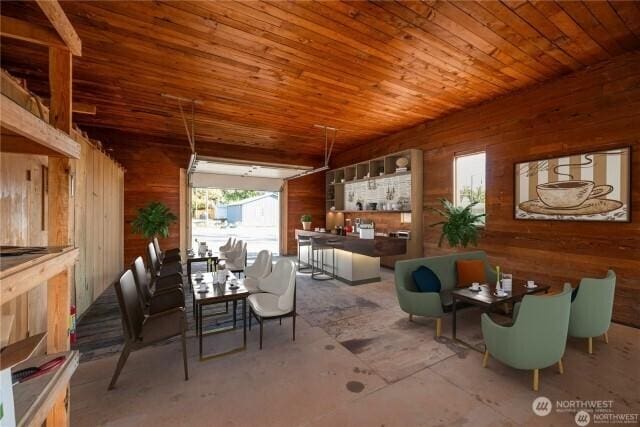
[514,147,631,222]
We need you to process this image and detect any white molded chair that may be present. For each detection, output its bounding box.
[248,259,296,349]
[219,237,235,253]
[225,241,247,271]
[244,250,272,293]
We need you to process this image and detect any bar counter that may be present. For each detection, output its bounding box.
[294,229,407,285]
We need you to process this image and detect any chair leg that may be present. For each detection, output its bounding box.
[249,309,252,331]
[409,314,413,322]
[603,332,609,344]
[482,350,489,368]
[259,318,263,350]
[279,318,282,326]
[181,315,189,381]
[557,359,564,375]
[532,369,539,392]
[588,337,593,354]
[292,312,296,341]
[435,318,442,338]
[108,343,132,390]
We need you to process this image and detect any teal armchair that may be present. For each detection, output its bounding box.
[569,270,616,354]
[395,251,496,337]
[481,284,572,391]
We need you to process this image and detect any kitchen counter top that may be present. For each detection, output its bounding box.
[295,229,406,258]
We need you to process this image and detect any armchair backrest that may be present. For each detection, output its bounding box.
[246,250,272,278]
[395,251,495,293]
[131,256,152,304]
[569,270,616,338]
[259,259,296,312]
[219,237,234,252]
[115,270,145,341]
[507,284,572,368]
[147,242,160,275]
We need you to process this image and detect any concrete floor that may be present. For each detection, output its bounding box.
[71,267,640,426]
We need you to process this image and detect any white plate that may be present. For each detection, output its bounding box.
[493,292,508,297]
[524,285,537,289]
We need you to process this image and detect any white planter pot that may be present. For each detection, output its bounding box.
[302,221,311,231]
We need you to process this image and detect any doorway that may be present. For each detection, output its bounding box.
[191,188,280,256]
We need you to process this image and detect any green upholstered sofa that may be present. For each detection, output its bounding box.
[394,251,497,336]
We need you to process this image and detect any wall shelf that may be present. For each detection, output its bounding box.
[12,351,80,427]
[0,246,79,302]
[1,94,81,159]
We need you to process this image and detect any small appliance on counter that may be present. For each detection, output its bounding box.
[359,223,375,239]
[389,230,411,239]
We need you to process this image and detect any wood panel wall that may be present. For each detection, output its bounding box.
[0,137,124,336]
[0,153,48,343]
[97,138,185,266]
[283,172,326,255]
[333,51,640,327]
[72,136,124,316]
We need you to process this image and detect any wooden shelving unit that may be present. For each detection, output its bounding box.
[0,3,84,424]
[326,149,423,265]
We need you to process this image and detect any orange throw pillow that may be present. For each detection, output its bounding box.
[456,260,487,288]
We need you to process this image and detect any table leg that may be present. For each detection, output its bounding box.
[187,260,192,290]
[243,298,247,346]
[198,303,203,359]
[452,298,457,340]
[233,300,237,328]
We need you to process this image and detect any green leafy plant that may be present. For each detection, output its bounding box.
[301,214,312,222]
[132,201,177,239]
[430,198,485,248]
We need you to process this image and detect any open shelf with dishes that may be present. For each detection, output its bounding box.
[324,149,423,264]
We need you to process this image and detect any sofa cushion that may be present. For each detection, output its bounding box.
[456,259,487,287]
[412,266,442,293]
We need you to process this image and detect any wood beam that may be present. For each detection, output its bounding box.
[35,0,82,56]
[47,46,73,426]
[43,99,96,115]
[72,102,96,115]
[0,15,68,50]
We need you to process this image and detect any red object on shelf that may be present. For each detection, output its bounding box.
[69,305,77,344]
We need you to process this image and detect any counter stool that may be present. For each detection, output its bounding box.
[297,236,313,273]
[311,238,337,281]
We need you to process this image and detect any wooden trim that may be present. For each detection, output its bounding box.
[0,94,80,158]
[0,16,68,51]
[35,0,82,56]
[179,168,187,256]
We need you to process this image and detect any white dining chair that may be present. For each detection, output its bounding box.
[225,241,247,272]
[248,259,296,349]
[244,250,272,293]
[219,237,235,253]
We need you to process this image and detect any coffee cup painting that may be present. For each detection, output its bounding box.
[514,147,630,222]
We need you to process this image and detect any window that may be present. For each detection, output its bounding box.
[454,152,486,222]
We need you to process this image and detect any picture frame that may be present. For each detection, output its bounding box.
[514,146,631,222]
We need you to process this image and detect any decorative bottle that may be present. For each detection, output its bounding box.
[495,266,502,293]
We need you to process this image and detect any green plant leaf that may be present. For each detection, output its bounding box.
[131,201,178,240]
[429,198,483,248]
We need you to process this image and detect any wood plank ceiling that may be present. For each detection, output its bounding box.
[1,1,639,158]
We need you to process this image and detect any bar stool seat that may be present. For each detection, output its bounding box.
[297,236,312,273]
[311,237,338,281]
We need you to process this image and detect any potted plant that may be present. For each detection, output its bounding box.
[132,201,178,242]
[430,198,485,248]
[301,214,312,231]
